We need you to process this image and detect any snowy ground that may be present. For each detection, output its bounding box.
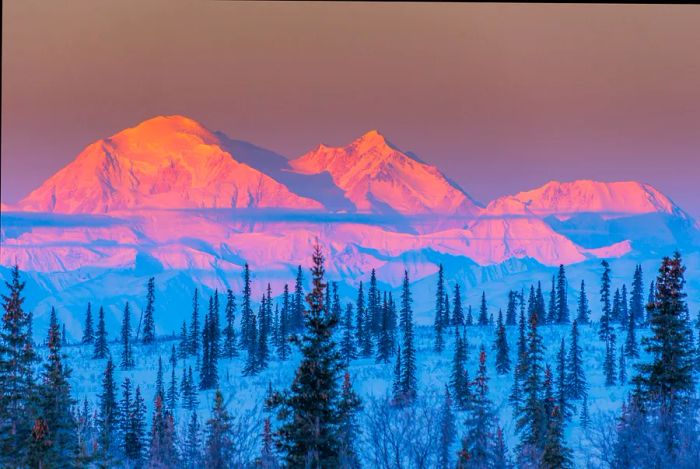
[45,322,648,467]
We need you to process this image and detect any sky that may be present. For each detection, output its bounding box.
[2,1,699,217]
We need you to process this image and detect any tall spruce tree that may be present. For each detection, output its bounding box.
[547,275,557,325]
[510,301,528,415]
[337,372,362,469]
[612,288,622,324]
[182,411,201,468]
[452,283,464,326]
[167,346,178,411]
[459,346,497,467]
[604,332,617,386]
[506,290,518,326]
[478,291,489,326]
[368,269,380,337]
[29,306,77,467]
[625,307,639,358]
[268,245,346,467]
[556,338,573,419]
[148,395,179,468]
[341,303,356,365]
[620,284,629,327]
[576,280,591,324]
[82,302,94,345]
[375,293,392,364]
[277,284,291,360]
[629,264,644,324]
[240,264,253,348]
[565,320,587,400]
[600,260,613,342]
[222,289,238,359]
[97,358,118,464]
[0,265,38,466]
[556,265,569,324]
[203,389,235,467]
[356,281,371,358]
[155,356,165,403]
[494,309,511,374]
[93,307,109,361]
[190,288,201,359]
[142,277,156,344]
[434,265,446,351]
[120,302,135,369]
[293,265,304,332]
[399,271,417,403]
[633,252,695,453]
[450,328,470,411]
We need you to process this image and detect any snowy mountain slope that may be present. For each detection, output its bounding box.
[17,115,323,213]
[290,130,482,215]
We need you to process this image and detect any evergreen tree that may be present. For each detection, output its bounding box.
[600,260,613,342]
[612,288,622,324]
[28,306,77,468]
[82,302,94,345]
[222,289,238,359]
[556,338,573,419]
[268,244,346,467]
[494,309,511,374]
[148,395,179,468]
[341,303,356,365]
[450,328,470,411]
[506,290,518,326]
[256,301,270,372]
[189,288,201,359]
[337,372,362,469]
[211,289,221,360]
[466,305,474,326]
[120,302,134,369]
[576,280,591,324]
[240,264,253,348]
[438,386,455,469]
[625,307,639,358]
[536,282,546,325]
[565,320,587,400]
[460,346,497,467]
[452,283,464,326]
[356,281,371,358]
[510,302,528,415]
[155,356,165,403]
[62,323,67,346]
[620,284,629,327]
[97,359,118,464]
[516,311,547,463]
[242,312,259,376]
[633,252,695,453]
[478,291,489,326]
[0,265,38,466]
[604,333,617,386]
[375,293,392,364]
[293,265,305,333]
[182,411,201,469]
[167,346,178,411]
[399,271,417,403]
[542,404,572,469]
[368,269,380,337]
[547,275,557,325]
[277,284,291,360]
[259,418,278,469]
[178,321,188,359]
[142,277,156,344]
[619,346,627,385]
[646,280,656,325]
[556,264,570,324]
[580,394,591,429]
[630,264,644,324]
[434,265,446,351]
[204,390,235,468]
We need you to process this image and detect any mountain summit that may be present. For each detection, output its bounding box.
[290,130,481,215]
[18,115,322,213]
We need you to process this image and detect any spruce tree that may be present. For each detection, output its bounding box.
[625,307,639,358]
[242,312,259,376]
[97,359,118,464]
[547,275,557,325]
[542,404,572,469]
[293,265,304,332]
[240,265,253,348]
[434,265,446,351]
[142,277,156,344]
[82,302,94,345]
[629,264,644,324]
[178,321,188,359]
[604,332,617,386]
[466,305,474,326]
[600,260,613,342]
[438,386,456,469]
[182,411,201,468]
[0,265,38,466]
[536,282,546,325]
[356,281,371,358]
[478,291,489,326]
[148,395,179,468]
[190,288,201,359]
[122,383,146,466]
[506,290,518,326]
[576,280,590,324]
[259,418,278,469]
[556,264,569,324]
[155,355,165,403]
[337,372,362,468]
[452,283,464,326]
[633,252,695,452]
[256,301,270,372]
[399,271,417,403]
[120,302,134,369]
[268,245,346,467]
[516,311,546,463]
[29,306,77,467]
[375,293,392,364]
[459,346,497,467]
[220,289,237,359]
[167,346,178,411]
[211,289,221,359]
[204,390,235,467]
[510,302,528,415]
[277,284,291,360]
[368,269,380,337]
[450,328,470,411]
[556,338,573,419]
[620,284,629,327]
[341,303,356,365]
[612,288,622,324]
[565,320,587,400]
[646,280,656,325]
[618,346,627,384]
[494,309,511,374]
[580,394,591,429]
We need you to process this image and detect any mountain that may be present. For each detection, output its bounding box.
[18,115,323,213]
[290,130,482,215]
[485,179,689,220]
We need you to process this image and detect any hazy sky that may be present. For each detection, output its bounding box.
[3,1,699,217]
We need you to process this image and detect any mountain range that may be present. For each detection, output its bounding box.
[2,115,698,335]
